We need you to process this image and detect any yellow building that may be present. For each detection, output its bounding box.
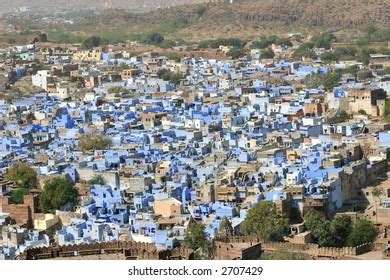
[154,197,182,218]
[216,185,238,202]
[73,49,102,62]
[34,214,60,230]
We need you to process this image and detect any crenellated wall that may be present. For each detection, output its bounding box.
[20,241,194,260]
[20,237,372,260]
[261,240,372,258]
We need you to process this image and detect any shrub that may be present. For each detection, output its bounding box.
[5,164,37,189]
[79,129,112,151]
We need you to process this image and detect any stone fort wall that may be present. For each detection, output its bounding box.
[215,236,372,259]
[20,241,194,260]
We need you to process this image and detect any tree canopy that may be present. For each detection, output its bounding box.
[157,69,183,85]
[347,219,376,247]
[261,47,275,59]
[141,32,165,45]
[107,86,130,95]
[304,210,335,247]
[331,215,353,247]
[82,36,104,49]
[304,211,376,248]
[328,110,350,124]
[252,35,292,49]
[227,47,246,59]
[88,175,106,185]
[78,129,112,151]
[5,163,37,189]
[39,177,78,213]
[311,32,336,49]
[9,187,30,205]
[184,222,208,251]
[198,38,246,49]
[293,43,317,60]
[241,201,289,241]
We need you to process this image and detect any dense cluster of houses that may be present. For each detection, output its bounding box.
[1,41,390,259]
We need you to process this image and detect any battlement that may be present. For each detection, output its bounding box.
[20,241,194,260]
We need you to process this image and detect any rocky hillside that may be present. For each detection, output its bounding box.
[2,0,389,41]
[65,0,389,40]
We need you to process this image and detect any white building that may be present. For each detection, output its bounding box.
[32,70,51,91]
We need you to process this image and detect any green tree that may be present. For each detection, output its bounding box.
[5,163,37,189]
[88,175,105,185]
[184,222,208,250]
[141,32,164,45]
[198,38,246,49]
[320,51,340,63]
[304,210,335,247]
[39,177,78,213]
[329,110,350,124]
[227,47,246,59]
[311,32,336,49]
[331,215,353,247]
[334,46,357,60]
[78,129,112,151]
[261,47,275,59]
[293,43,317,60]
[157,69,183,85]
[198,40,210,49]
[241,201,289,241]
[165,52,183,62]
[252,35,292,49]
[20,28,32,36]
[10,187,29,204]
[159,39,176,49]
[341,65,359,76]
[372,187,383,222]
[82,36,103,49]
[323,70,341,90]
[357,48,376,65]
[108,86,130,95]
[347,219,376,247]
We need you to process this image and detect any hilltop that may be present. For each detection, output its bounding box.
[57,0,389,40]
[1,0,389,43]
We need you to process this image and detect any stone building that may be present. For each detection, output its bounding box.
[213,236,262,260]
[0,195,38,229]
[348,88,386,117]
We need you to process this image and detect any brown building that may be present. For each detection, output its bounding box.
[214,236,262,260]
[0,195,38,229]
[303,102,324,117]
[140,112,167,128]
[215,185,238,202]
[121,68,141,80]
[154,197,182,218]
[348,88,387,117]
